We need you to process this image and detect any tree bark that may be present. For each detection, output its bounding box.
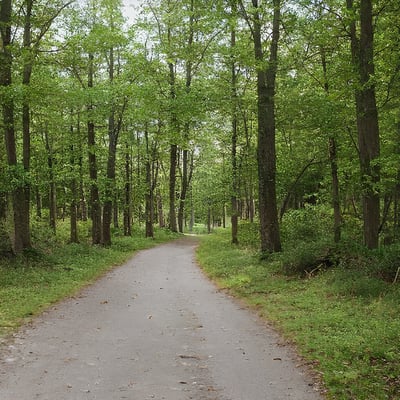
[177,0,194,234]
[44,126,57,233]
[123,143,132,236]
[144,128,154,238]
[20,0,34,249]
[101,45,117,246]
[178,147,188,233]
[169,142,178,232]
[167,20,178,232]
[157,189,165,229]
[347,0,380,249]
[1,0,29,253]
[251,0,282,254]
[69,121,78,243]
[87,53,102,245]
[320,48,342,243]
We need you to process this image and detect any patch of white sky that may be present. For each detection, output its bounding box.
[122,0,144,24]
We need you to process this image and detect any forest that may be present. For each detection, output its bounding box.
[0,0,399,259]
[2,1,400,398]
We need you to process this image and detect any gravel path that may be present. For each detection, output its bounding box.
[0,236,323,399]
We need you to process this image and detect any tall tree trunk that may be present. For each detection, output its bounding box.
[70,178,78,243]
[177,0,194,234]
[178,147,189,233]
[35,183,42,219]
[87,53,102,244]
[252,0,282,254]
[1,0,27,253]
[169,142,178,232]
[113,194,119,229]
[168,61,178,233]
[0,0,12,254]
[44,126,57,233]
[347,0,380,249]
[77,114,87,221]
[157,188,165,228]
[102,117,116,246]
[102,46,116,246]
[242,110,255,223]
[144,129,154,238]
[123,143,132,236]
[167,21,178,232]
[20,0,34,249]
[230,1,239,244]
[69,121,78,243]
[321,48,341,243]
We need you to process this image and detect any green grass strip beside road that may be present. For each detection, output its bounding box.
[0,223,180,338]
[196,229,400,400]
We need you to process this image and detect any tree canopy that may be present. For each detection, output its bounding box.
[1,0,399,254]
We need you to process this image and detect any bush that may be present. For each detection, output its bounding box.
[238,222,260,249]
[281,205,332,245]
[280,239,335,276]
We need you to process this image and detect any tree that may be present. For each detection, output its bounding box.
[229,0,240,244]
[347,0,380,249]
[241,0,282,253]
[0,0,15,253]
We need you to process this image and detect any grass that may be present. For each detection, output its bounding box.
[196,227,400,400]
[0,220,181,338]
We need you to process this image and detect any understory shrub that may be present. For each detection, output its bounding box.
[281,205,332,245]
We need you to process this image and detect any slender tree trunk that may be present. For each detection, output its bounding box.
[189,189,194,232]
[87,53,102,244]
[0,192,11,255]
[167,19,178,233]
[329,136,341,242]
[243,111,255,223]
[78,114,87,221]
[168,55,178,233]
[207,205,211,234]
[102,46,116,246]
[230,3,239,244]
[178,147,187,233]
[69,121,78,243]
[1,0,26,253]
[102,119,117,245]
[157,189,165,228]
[144,129,154,238]
[35,183,42,219]
[43,126,57,232]
[20,0,34,250]
[252,0,282,254]
[113,193,119,229]
[169,143,178,232]
[178,1,194,234]
[347,0,380,249]
[320,48,342,243]
[70,178,78,243]
[0,0,12,254]
[123,143,132,236]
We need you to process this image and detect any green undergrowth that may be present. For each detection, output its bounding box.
[196,227,400,400]
[0,220,180,338]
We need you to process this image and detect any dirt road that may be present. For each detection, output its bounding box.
[0,237,323,399]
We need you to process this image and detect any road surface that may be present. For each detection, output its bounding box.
[0,237,323,399]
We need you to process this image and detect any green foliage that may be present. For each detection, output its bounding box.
[281,205,332,244]
[237,222,260,249]
[197,228,400,400]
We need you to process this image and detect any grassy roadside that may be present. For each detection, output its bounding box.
[196,227,400,400]
[0,221,180,338]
